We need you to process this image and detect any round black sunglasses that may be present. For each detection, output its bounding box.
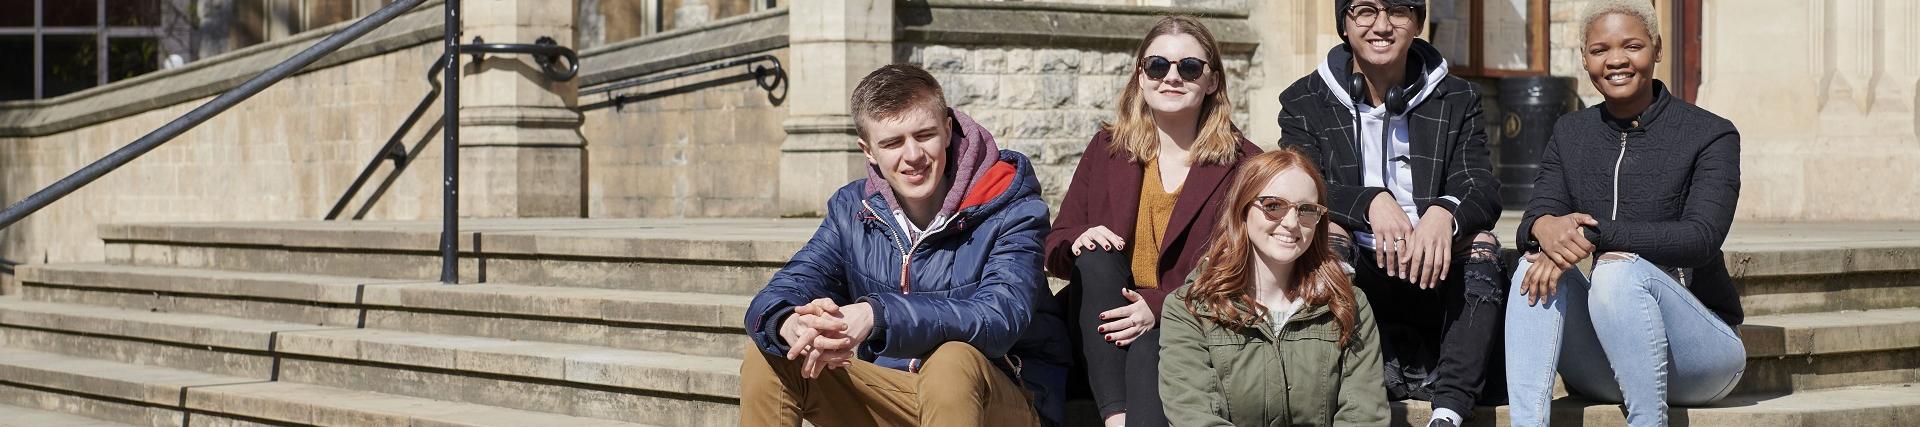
[1141,55,1209,81]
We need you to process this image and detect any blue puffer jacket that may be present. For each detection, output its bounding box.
[744,109,1075,423]
[746,140,1070,425]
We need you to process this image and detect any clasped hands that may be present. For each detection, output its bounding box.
[1519,213,1601,306]
[1365,193,1457,289]
[778,298,876,379]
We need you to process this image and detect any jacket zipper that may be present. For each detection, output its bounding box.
[1611,131,1628,221]
[864,200,916,294]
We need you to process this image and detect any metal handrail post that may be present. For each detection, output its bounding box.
[440,0,461,284]
[0,0,429,231]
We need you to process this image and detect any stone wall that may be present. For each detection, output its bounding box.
[575,8,790,218]
[0,43,449,264]
[902,44,1257,207]
[579,48,792,218]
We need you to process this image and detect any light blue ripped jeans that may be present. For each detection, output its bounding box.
[1505,253,1746,427]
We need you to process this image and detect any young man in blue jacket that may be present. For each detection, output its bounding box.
[740,64,1070,427]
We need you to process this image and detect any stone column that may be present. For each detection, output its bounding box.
[458,0,587,217]
[1696,0,1920,220]
[777,0,894,216]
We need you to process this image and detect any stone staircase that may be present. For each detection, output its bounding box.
[0,219,1916,426]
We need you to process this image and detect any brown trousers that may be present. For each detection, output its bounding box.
[739,341,1042,427]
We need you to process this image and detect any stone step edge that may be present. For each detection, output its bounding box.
[14,264,751,331]
[98,221,1920,277]
[0,299,742,399]
[100,222,803,265]
[0,402,140,427]
[1391,382,1920,426]
[10,287,1915,363]
[16,262,398,305]
[0,347,654,427]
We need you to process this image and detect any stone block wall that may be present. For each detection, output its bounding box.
[900,44,1259,208]
[0,44,448,264]
[579,49,792,218]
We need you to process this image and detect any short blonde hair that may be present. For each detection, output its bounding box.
[1581,0,1661,45]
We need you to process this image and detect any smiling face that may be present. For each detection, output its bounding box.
[1245,167,1320,267]
[857,105,951,209]
[1583,12,1661,106]
[1344,0,1423,71]
[1137,32,1218,116]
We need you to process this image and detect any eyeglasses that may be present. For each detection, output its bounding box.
[1251,196,1328,224]
[1141,55,1209,81]
[1347,4,1419,29]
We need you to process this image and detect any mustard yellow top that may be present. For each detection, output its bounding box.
[1132,160,1182,289]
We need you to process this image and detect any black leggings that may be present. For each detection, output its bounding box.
[1069,249,1167,427]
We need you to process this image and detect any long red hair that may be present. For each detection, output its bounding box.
[1183,149,1358,346]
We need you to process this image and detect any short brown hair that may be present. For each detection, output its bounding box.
[850,64,949,139]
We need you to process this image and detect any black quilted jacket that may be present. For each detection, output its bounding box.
[1516,81,1744,327]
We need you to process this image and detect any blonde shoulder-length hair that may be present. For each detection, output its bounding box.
[1102,15,1242,166]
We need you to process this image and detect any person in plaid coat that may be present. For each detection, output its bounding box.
[1274,1,1505,426]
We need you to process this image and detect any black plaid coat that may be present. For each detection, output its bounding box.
[1274,65,1502,245]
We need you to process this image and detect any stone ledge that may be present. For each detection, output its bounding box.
[0,402,142,427]
[0,1,447,138]
[0,351,653,427]
[273,328,741,398]
[0,300,340,351]
[899,0,1257,53]
[1391,383,1920,427]
[576,8,789,88]
[100,220,811,263]
[0,347,257,406]
[359,283,750,330]
[17,263,392,304]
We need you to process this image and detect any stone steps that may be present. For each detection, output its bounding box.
[96,220,1920,314]
[0,403,138,427]
[0,298,741,426]
[6,286,1916,424]
[1391,382,1920,426]
[27,261,1914,396]
[7,218,1916,426]
[0,347,659,427]
[15,263,751,358]
[101,220,813,296]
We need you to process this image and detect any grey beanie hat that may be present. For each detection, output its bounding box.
[1335,0,1428,38]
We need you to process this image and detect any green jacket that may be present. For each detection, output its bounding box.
[1158,278,1388,426]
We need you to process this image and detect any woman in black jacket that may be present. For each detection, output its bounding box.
[1504,2,1746,426]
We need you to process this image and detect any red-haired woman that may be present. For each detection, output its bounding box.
[1043,15,1261,427]
[1158,149,1387,426]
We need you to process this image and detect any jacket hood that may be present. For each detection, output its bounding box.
[1314,39,1451,117]
[864,108,1005,219]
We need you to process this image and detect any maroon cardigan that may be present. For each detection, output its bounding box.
[1045,129,1263,317]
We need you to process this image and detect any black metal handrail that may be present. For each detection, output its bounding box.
[465,36,580,81]
[579,54,782,104]
[0,0,581,285]
[327,54,448,221]
[329,36,579,223]
[0,0,430,231]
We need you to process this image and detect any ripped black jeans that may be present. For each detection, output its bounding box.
[1333,234,1507,417]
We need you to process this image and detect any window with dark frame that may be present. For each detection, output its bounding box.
[0,0,172,101]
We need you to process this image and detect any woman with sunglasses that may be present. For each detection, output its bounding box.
[1043,15,1259,427]
[1506,2,1745,426]
[1158,149,1387,427]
